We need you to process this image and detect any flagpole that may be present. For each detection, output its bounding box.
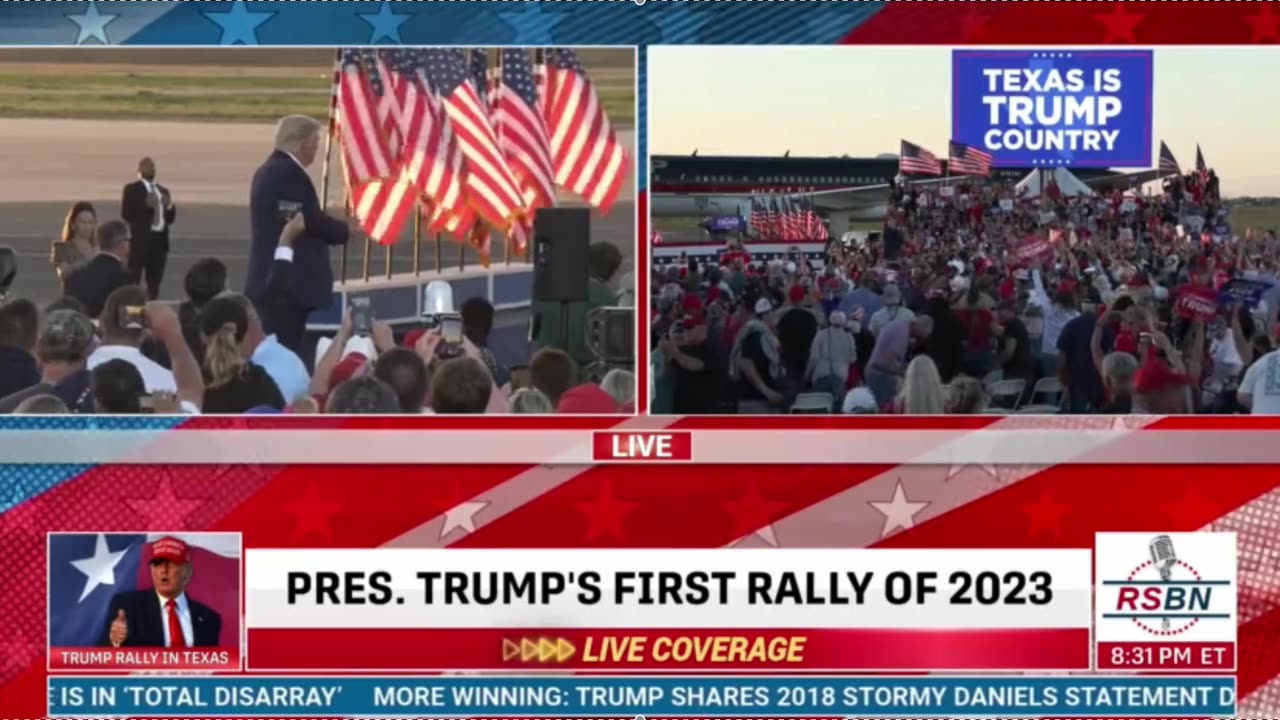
[435,229,443,275]
[321,48,345,283]
[412,203,422,276]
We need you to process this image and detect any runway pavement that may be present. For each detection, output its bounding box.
[0,119,638,320]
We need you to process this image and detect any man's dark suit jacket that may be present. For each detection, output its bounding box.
[245,151,349,312]
[65,254,132,319]
[120,180,178,252]
[98,590,222,648]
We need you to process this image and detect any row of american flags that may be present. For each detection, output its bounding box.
[335,47,627,262]
[901,138,1212,183]
[899,139,995,178]
[749,190,830,242]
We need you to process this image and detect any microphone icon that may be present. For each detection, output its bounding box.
[1149,535,1177,631]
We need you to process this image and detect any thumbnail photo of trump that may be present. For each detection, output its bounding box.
[47,533,242,672]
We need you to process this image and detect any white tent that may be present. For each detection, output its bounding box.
[1015,167,1095,198]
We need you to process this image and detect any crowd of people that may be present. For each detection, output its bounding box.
[0,116,635,416]
[651,167,1280,415]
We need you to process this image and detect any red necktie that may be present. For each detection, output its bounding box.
[165,599,186,649]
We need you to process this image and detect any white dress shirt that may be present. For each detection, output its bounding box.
[141,179,166,232]
[157,591,194,648]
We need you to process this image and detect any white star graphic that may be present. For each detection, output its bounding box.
[869,481,930,538]
[67,2,120,45]
[945,464,998,482]
[439,500,490,539]
[728,526,780,548]
[69,534,127,603]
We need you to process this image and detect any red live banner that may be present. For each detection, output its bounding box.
[592,431,693,461]
[246,628,1089,672]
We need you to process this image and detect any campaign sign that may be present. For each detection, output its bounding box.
[47,533,243,672]
[1221,277,1275,309]
[1094,532,1237,672]
[953,50,1153,168]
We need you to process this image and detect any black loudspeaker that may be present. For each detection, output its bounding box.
[532,208,591,303]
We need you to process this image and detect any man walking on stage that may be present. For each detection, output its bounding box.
[121,157,177,300]
[245,115,351,357]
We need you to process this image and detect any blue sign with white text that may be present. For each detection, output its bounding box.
[953,50,1153,169]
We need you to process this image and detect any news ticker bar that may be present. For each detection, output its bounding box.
[10,427,1280,464]
[46,675,1238,717]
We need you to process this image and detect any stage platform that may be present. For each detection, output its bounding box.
[307,262,535,331]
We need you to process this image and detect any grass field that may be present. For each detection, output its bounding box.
[0,52,635,125]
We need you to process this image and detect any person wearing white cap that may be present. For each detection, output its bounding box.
[729,297,785,413]
[806,311,858,406]
[868,283,915,338]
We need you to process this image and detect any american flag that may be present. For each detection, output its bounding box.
[750,191,769,238]
[1158,141,1181,176]
[339,49,413,245]
[337,49,393,184]
[802,192,827,240]
[543,48,627,214]
[900,140,942,176]
[384,50,467,232]
[948,140,993,177]
[1196,144,1209,185]
[495,49,557,256]
[422,49,525,235]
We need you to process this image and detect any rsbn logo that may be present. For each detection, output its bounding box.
[1099,534,1232,638]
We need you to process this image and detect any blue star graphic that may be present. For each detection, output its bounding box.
[359,2,411,44]
[66,2,120,45]
[204,1,275,46]
[497,2,562,45]
[648,3,712,43]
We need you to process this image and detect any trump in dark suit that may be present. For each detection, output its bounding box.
[99,537,222,649]
[245,115,350,355]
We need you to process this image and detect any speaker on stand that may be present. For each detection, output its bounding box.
[531,208,591,356]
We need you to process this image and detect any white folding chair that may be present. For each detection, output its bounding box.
[1031,377,1064,407]
[988,379,1026,411]
[790,393,835,414]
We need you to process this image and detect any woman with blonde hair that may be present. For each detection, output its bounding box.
[897,355,946,414]
[946,375,988,415]
[199,296,284,414]
[50,201,98,286]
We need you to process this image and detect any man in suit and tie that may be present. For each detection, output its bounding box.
[65,220,133,319]
[99,537,222,649]
[121,157,177,300]
[246,115,351,357]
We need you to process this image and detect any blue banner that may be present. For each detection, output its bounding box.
[1221,278,1275,308]
[953,50,1154,169]
[704,215,746,233]
[48,675,1236,717]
